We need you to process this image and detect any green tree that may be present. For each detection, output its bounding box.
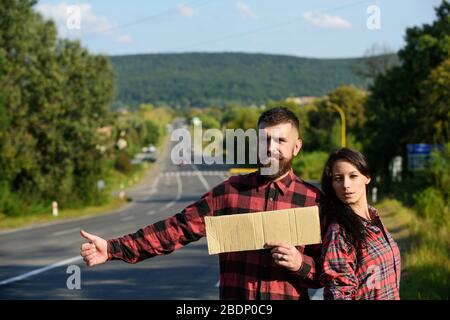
[0,0,115,212]
[302,86,367,151]
[327,85,367,130]
[222,104,260,130]
[143,120,160,145]
[421,58,450,144]
[352,43,399,85]
[364,1,450,179]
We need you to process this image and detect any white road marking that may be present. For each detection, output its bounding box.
[147,210,156,216]
[190,164,210,191]
[120,216,135,222]
[143,176,159,196]
[159,171,228,178]
[159,172,183,212]
[175,174,182,201]
[162,201,175,210]
[0,255,82,286]
[51,227,80,237]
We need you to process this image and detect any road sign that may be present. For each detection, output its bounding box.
[407,144,432,155]
[407,144,432,171]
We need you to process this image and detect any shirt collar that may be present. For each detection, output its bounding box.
[361,206,380,227]
[255,168,295,195]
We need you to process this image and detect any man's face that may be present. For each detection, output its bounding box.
[257,122,302,179]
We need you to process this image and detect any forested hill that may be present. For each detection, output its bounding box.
[109,52,368,108]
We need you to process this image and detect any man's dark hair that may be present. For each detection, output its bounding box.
[257,107,299,132]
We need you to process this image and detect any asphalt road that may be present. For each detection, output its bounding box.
[0,121,323,300]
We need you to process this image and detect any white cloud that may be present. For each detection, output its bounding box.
[177,3,196,17]
[34,1,131,43]
[236,1,256,20]
[115,35,133,44]
[303,11,351,29]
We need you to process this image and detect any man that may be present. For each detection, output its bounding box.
[80,107,323,300]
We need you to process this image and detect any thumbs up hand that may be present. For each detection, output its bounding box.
[80,230,108,267]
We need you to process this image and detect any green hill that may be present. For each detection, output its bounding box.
[109,52,370,108]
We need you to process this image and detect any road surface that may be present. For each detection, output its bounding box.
[0,121,323,300]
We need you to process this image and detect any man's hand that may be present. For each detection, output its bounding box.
[80,230,108,267]
[265,241,303,272]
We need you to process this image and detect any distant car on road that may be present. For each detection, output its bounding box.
[133,152,156,163]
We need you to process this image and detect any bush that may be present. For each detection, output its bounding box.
[411,143,450,226]
[413,187,447,226]
[144,120,161,145]
[427,143,450,198]
[114,152,133,174]
[0,187,21,216]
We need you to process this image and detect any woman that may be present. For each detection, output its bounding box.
[319,148,401,300]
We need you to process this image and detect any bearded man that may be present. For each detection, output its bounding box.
[80,107,324,300]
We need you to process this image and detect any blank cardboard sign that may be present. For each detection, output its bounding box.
[205,206,321,255]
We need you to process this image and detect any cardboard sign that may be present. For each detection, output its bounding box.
[205,206,321,255]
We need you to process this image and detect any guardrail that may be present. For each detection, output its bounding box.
[228,168,258,175]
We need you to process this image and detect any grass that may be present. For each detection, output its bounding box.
[377,198,449,300]
[0,162,151,231]
[0,164,147,231]
[0,163,149,231]
[0,197,128,230]
[104,161,150,192]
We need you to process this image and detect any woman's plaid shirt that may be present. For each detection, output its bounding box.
[107,169,323,300]
[320,207,401,300]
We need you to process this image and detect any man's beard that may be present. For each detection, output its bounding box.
[257,154,293,180]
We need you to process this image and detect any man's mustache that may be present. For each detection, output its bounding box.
[262,152,284,161]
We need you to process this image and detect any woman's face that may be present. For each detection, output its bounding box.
[331,160,371,206]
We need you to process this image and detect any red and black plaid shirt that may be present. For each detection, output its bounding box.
[320,206,401,300]
[107,169,323,300]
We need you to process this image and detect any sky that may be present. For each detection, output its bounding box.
[34,0,443,58]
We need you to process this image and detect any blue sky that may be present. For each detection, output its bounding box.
[34,0,443,58]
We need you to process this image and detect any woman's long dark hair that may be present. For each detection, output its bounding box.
[321,148,372,248]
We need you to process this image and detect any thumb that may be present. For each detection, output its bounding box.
[80,229,97,242]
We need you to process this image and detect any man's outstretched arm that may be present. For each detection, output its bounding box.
[80,189,216,266]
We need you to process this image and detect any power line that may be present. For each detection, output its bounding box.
[169,18,303,51]
[83,0,217,37]
[168,0,378,52]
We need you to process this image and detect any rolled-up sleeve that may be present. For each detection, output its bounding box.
[107,188,216,263]
[320,223,358,300]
